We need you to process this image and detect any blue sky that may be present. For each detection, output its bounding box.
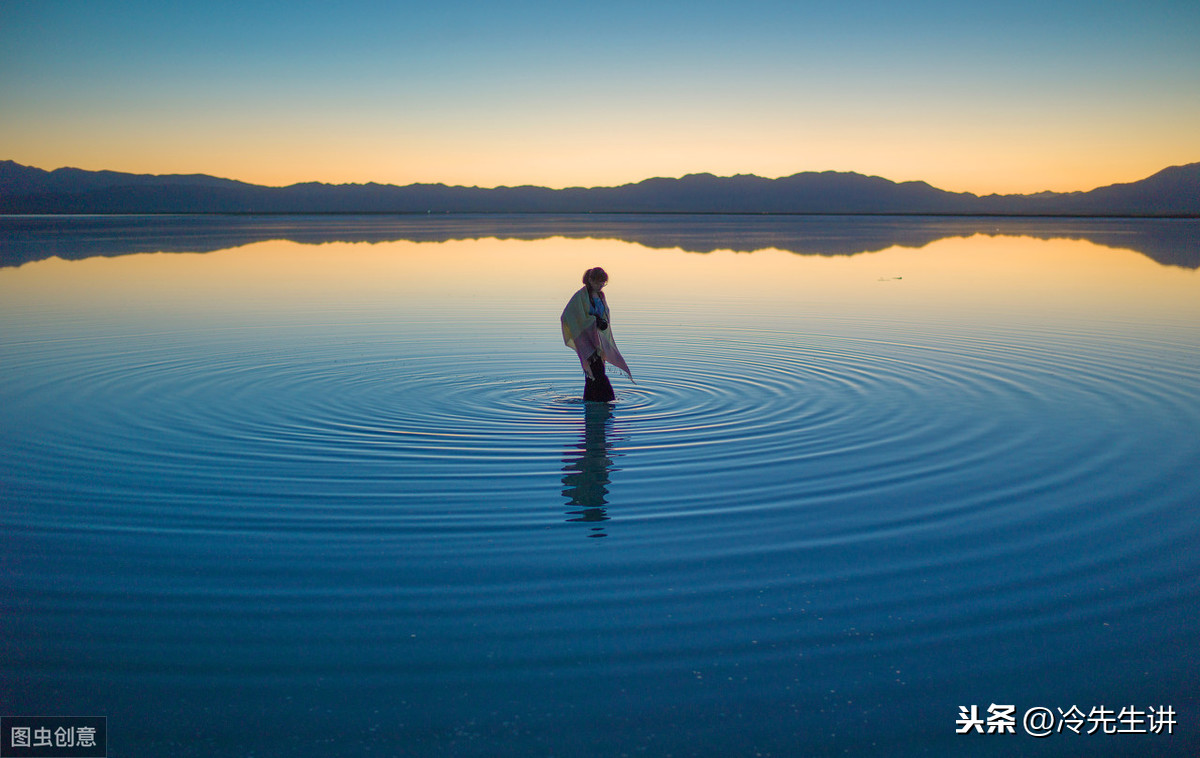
[2,0,1197,192]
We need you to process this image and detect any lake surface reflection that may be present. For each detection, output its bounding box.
[2,215,1198,757]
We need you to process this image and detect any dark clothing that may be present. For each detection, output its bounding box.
[583,353,615,402]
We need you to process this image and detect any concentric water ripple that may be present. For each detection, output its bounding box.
[7,313,1197,565]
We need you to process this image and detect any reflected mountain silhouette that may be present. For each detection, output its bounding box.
[1,213,1196,269]
[561,403,620,538]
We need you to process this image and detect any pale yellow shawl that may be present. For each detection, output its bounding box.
[561,286,633,381]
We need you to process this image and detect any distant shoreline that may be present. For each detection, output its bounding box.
[3,210,1199,219]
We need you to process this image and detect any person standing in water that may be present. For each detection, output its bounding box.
[561,267,633,402]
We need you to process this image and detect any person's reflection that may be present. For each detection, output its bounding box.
[560,402,621,538]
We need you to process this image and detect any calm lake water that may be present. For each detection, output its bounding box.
[2,215,1198,757]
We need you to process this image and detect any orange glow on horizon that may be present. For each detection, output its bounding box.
[4,114,1195,196]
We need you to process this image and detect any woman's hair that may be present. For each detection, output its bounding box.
[583,267,608,289]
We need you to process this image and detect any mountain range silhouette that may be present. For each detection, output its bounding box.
[1,160,1198,216]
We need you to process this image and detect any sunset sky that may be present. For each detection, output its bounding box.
[2,0,1197,195]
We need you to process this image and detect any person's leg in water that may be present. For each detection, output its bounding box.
[583,353,615,402]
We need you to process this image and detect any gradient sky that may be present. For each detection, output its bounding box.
[2,0,1198,194]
